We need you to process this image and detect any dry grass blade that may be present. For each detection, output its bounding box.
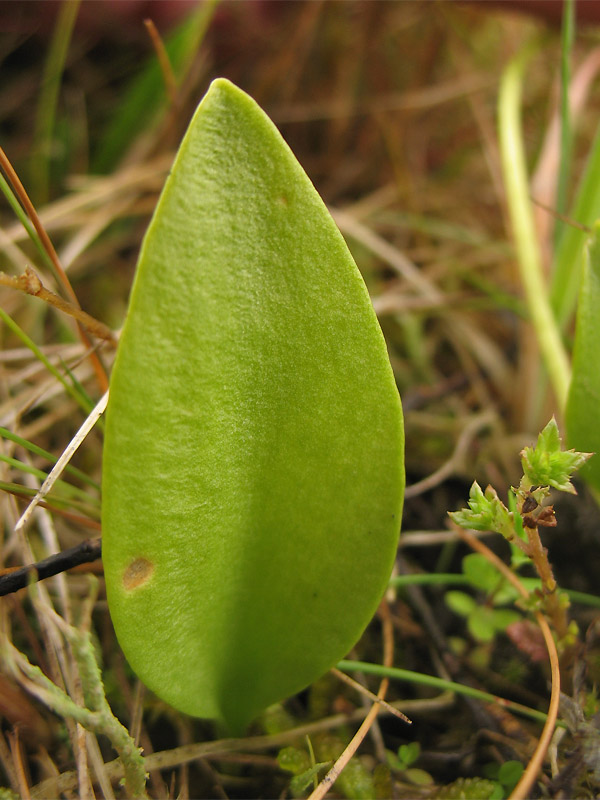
[330,667,411,724]
[7,730,31,800]
[14,391,108,536]
[144,18,178,109]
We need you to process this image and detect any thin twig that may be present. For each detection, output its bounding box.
[0,268,115,343]
[0,539,101,597]
[510,611,560,800]
[0,147,79,310]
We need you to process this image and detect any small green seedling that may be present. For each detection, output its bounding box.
[277,745,332,797]
[482,760,525,799]
[450,419,590,648]
[386,741,433,787]
[102,79,404,733]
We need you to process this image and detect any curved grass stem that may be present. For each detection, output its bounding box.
[498,47,571,412]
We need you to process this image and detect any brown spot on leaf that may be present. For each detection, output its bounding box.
[123,557,154,590]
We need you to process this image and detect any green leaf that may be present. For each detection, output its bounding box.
[397,741,420,768]
[445,591,476,617]
[467,606,498,643]
[404,768,434,786]
[490,608,521,631]
[278,746,311,776]
[289,763,332,796]
[102,79,404,733]
[462,554,497,592]
[497,760,524,791]
[522,418,591,493]
[566,225,600,491]
[462,554,516,605]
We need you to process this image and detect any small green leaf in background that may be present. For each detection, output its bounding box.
[566,224,600,492]
[445,579,520,644]
[102,79,404,733]
[445,591,477,618]
[462,554,515,603]
[397,741,420,769]
[497,761,524,794]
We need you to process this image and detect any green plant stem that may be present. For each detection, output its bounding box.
[555,0,575,246]
[567,589,600,608]
[0,306,93,414]
[337,660,554,727]
[0,172,57,278]
[0,452,96,503]
[389,573,600,609]
[0,480,100,521]
[498,47,571,411]
[0,425,99,490]
[31,0,81,203]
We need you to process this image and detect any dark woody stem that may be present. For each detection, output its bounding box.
[0,539,101,597]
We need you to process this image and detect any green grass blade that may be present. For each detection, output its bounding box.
[0,480,100,519]
[0,426,99,490]
[30,0,81,204]
[554,0,575,247]
[0,171,57,277]
[498,47,571,411]
[337,660,552,727]
[93,0,219,173]
[0,453,98,507]
[550,123,600,330]
[565,223,600,490]
[389,573,600,608]
[0,307,93,415]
